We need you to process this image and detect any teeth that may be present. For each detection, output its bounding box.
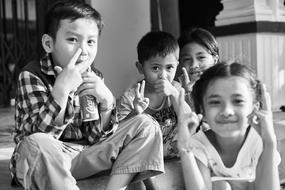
[79,56,88,61]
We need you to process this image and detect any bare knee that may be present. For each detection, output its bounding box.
[212,181,232,190]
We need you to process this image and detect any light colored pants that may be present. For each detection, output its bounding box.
[14,114,164,190]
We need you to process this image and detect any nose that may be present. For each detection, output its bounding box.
[79,42,88,55]
[193,58,200,67]
[158,70,167,79]
[219,103,234,118]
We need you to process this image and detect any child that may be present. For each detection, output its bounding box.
[176,62,280,190]
[118,31,183,158]
[10,1,164,190]
[117,31,191,189]
[176,28,219,109]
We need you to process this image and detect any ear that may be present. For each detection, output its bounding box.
[135,61,144,74]
[213,55,219,64]
[254,101,261,110]
[42,34,54,53]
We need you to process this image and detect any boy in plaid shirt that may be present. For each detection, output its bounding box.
[10,1,163,190]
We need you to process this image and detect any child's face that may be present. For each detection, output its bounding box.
[140,51,179,86]
[202,76,255,138]
[51,18,99,69]
[179,42,216,82]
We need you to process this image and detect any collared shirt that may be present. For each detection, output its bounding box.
[13,55,118,144]
[10,55,118,185]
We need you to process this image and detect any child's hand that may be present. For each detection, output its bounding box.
[176,88,202,151]
[154,78,179,98]
[248,83,277,146]
[133,80,149,114]
[178,67,195,93]
[54,48,89,94]
[77,71,114,108]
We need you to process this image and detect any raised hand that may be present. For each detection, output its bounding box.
[249,83,276,145]
[176,88,202,151]
[178,67,194,93]
[154,77,179,98]
[133,80,149,114]
[54,48,89,94]
[77,70,114,108]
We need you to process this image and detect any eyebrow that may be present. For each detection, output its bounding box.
[65,31,97,38]
[207,94,220,99]
[207,93,244,99]
[196,52,208,56]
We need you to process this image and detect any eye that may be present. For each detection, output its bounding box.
[197,56,207,61]
[180,57,193,64]
[233,99,245,105]
[67,37,78,43]
[151,66,160,72]
[208,100,220,106]
[88,39,96,46]
[167,65,175,71]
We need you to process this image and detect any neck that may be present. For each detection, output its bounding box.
[209,128,250,154]
[144,80,156,94]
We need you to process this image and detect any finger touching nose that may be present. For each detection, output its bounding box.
[159,71,167,80]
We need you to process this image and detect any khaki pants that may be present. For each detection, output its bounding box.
[15,114,164,190]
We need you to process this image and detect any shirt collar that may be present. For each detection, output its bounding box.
[40,54,57,76]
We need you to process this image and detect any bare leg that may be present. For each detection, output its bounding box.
[106,173,136,190]
[213,181,231,190]
[143,177,160,190]
[128,181,146,190]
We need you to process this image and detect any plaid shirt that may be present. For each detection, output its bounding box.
[13,55,118,144]
[10,55,119,185]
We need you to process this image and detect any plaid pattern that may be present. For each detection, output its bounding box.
[10,55,118,185]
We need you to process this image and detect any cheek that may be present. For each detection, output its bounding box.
[183,64,192,73]
[168,70,176,78]
[205,57,216,65]
[90,47,98,57]
[203,108,217,124]
[144,71,158,82]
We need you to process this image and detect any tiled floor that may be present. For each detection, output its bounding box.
[0,107,15,148]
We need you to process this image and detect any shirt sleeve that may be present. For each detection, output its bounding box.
[189,137,209,167]
[117,88,136,121]
[15,71,65,138]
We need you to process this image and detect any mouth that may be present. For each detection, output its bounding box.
[77,56,89,63]
[76,59,89,65]
[216,119,237,124]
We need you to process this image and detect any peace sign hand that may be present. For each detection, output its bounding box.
[178,67,194,93]
[248,82,277,145]
[54,48,90,94]
[133,80,149,114]
[176,88,202,151]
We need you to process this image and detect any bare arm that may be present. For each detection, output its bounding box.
[179,141,212,190]
[176,88,211,190]
[249,83,280,190]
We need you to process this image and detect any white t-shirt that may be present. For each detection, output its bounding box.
[189,127,279,190]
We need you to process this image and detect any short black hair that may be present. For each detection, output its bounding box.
[44,1,104,39]
[137,31,179,64]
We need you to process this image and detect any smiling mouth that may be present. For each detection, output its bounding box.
[76,59,89,64]
[216,120,237,124]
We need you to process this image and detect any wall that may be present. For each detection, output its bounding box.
[89,0,150,98]
[217,32,285,111]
